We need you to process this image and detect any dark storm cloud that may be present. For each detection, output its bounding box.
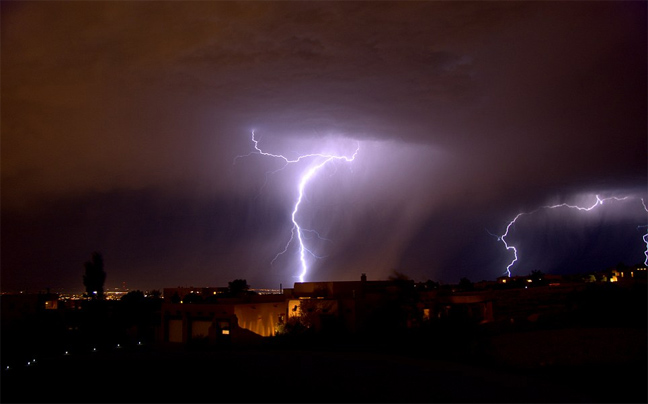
[2,1,646,291]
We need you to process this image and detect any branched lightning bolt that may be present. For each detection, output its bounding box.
[495,195,647,277]
[641,198,648,266]
[237,131,359,282]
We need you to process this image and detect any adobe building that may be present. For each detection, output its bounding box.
[285,273,420,333]
[158,275,419,345]
[159,292,287,346]
[1,292,60,322]
[607,265,647,285]
[158,274,500,346]
[284,274,497,333]
[433,292,495,324]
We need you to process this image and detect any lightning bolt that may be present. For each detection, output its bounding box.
[495,195,647,277]
[643,233,648,266]
[236,131,359,282]
[641,198,648,266]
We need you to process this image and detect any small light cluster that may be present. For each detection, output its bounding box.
[2,341,146,373]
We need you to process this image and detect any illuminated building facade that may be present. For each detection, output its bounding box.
[158,274,500,345]
[159,294,288,345]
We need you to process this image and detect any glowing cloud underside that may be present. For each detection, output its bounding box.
[496,195,648,277]
[236,131,359,282]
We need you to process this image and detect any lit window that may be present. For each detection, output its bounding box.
[222,329,230,335]
[45,301,58,310]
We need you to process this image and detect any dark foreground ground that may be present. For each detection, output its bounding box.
[2,327,646,403]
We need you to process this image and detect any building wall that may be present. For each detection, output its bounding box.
[234,301,287,337]
[161,303,236,344]
[191,320,211,339]
[160,298,287,344]
[168,319,182,343]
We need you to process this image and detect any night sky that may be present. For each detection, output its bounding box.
[2,1,646,293]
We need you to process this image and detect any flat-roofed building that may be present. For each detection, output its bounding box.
[159,294,287,345]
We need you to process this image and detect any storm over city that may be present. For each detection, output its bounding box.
[2,1,646,292]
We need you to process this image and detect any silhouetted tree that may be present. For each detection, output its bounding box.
[118,290,159,344]
[529,270,546,286]
[458,277,474,291]
[170,292,181,303]
[388,270,411,281]
[365,270,420,332]
[148,289,162,299]
[530,270,543,278]
[121,290,145,303]
[228,279,250,297]
[83,252,106,300]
